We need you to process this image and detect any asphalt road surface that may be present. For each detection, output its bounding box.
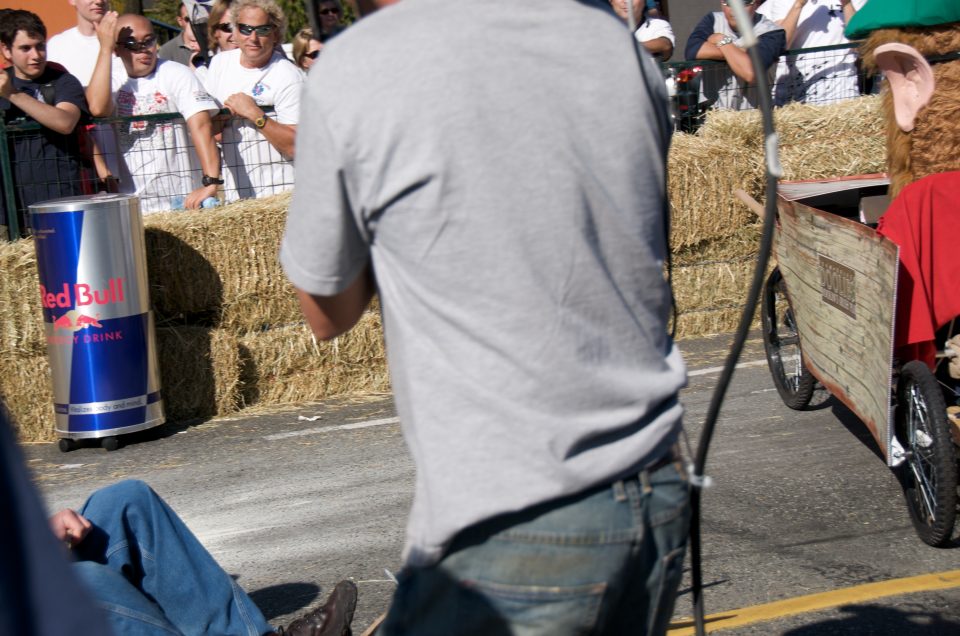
[23,334,960,635]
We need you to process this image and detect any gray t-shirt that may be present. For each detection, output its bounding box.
[281,0,687,566]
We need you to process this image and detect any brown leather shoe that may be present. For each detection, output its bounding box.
[277,580,358,636]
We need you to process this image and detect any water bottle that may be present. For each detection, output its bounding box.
[201,197,219,209]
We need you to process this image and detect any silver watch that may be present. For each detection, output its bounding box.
[716,35,737,47]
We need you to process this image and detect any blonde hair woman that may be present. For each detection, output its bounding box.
[292,27,323,71]
[207,0,237,54]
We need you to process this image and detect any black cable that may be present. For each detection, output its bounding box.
[688,13,780,636]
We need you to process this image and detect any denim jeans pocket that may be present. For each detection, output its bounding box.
[464,578,607,636]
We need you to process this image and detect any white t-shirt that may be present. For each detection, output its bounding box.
[204,49,303,200]
[110,60,219,213]
[757,0,866,105]
[635,17,675,46]
[47,27,101,87]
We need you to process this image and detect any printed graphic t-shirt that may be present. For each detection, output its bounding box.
[110,59,219,213]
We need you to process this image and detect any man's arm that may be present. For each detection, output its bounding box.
[707,34,757,82]
[295,266,375,341]
[184,110,221,208]
[0,73,81,135]
[642,37,674,60]
[223,92,297,159]
[765,0,806,47]
[85,11,119,117]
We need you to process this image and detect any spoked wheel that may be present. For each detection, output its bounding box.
[761,268,816,410]
[896,361,958,547]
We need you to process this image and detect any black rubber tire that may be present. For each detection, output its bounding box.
[761,268,816,410]
[58,438,76,453]
[896,360,958,547]
[101,436,121,452]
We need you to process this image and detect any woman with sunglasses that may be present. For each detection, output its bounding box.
[204,0,303,200]
[292,28,323,72]
[208,0,237,55]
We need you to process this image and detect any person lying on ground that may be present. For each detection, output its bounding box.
[51,479,357,636]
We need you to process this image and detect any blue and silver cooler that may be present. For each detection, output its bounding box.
[30,194,164,450]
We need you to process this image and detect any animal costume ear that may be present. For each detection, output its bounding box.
[876,43,935,132]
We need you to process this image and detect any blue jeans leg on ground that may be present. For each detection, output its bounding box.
[377,460,691,636]
[72,479,273,636]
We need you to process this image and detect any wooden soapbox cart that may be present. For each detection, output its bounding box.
[754,175,960,547]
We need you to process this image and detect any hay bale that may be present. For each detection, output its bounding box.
[144,193,301,332]
[238,313,388,406]
[699,95,884,146]
[675,307,758,341]
[0,355,55,442]
[673,258,758,314]
[668,134,763,249]
[0,237,44,359]
[156,326,241,422]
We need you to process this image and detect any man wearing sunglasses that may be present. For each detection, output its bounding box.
[204,0,303,200]
[86,12,224,213]
[314,0,344,37]
[685,0,786,110]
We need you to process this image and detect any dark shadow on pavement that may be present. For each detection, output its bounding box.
[783,603,960,635]
[248,582,320,622]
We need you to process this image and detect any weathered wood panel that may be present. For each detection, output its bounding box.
[776,198,899,464]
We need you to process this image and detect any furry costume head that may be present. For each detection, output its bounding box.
[846,1,960,197]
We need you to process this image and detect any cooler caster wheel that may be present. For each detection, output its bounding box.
[101,436,120,452]
[58,438,77,453]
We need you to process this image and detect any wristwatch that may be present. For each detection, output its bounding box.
[254,115,268,129]
[201,174,224,187]
[716,35,737,47]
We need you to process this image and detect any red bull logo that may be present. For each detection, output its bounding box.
[40,278,126,310]
[49,310,122,345]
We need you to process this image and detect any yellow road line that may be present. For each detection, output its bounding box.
[668,569,960,634]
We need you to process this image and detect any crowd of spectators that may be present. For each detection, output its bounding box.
[0,0,874,238]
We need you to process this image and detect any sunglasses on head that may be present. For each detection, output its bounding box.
[721,0,756,5]
[116,34,158,52]
[319,7,340,15]
[214,22,233,33]
[237,23,275,37]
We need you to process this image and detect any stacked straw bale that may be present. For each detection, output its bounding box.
[238,314,389,407]
[156,326,242,423]
[144,193,302,330]
[0,355,54,443]
[0,237,44,358]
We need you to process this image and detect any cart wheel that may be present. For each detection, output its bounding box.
[761,268,816,410]
[101,436,121,452]
[896,360,958,547]
[58,438,76,453]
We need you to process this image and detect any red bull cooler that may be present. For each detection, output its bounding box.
[30,194,163,449]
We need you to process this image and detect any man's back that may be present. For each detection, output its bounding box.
[284,0,686,565]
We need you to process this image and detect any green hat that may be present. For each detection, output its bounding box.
[846,0,960,40]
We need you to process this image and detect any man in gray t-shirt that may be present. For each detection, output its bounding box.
[281,0,690,633]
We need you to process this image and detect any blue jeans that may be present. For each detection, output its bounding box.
[70,480,274,636]
[378,459,691,635]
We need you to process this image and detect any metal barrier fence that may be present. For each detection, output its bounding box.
[1,108,293,240]
[665,42,877,133]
